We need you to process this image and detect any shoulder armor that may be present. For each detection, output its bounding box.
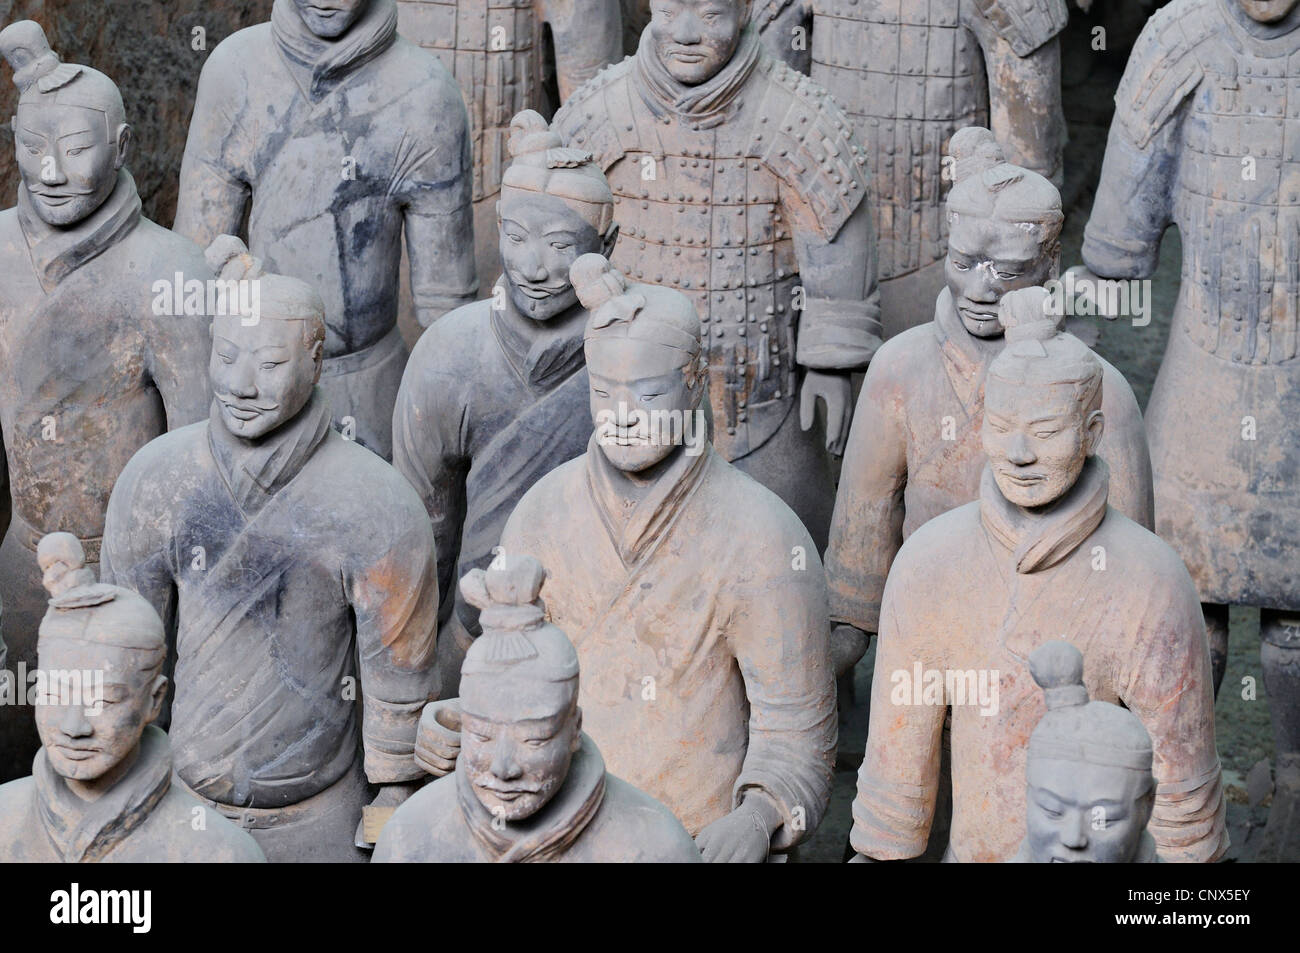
[752,59,869,239]
[1112,0,1216,149]
[972,0,1068,56]
[551,58,636,170]
[749,0,800,31]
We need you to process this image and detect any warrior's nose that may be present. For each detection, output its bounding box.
[40,152,66,185]
[490,737,522,780]
[1061,809,1089,850]
[1007,434,1036,466]
[59,705,93,738]
[672,12,703,44]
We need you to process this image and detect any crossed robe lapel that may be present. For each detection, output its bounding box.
[933,287,1001,420]
[489,285,589,391]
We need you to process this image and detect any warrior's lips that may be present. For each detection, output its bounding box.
[1000,472,1045,487]
[53,744,98,760]
[668,50,707,63]
[221,401,274,421]
[516,283,562,300]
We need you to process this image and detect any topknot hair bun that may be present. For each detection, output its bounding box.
[948,126,1004,184]
[999,286,1060,343]
[1029,640,1088,711]
[570,253,627,312]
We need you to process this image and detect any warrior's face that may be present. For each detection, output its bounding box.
[292,0,370,38]
[35,637,165,783]
[649,0,745,86]
[1025,759,1154,863]
[210,313,323,440]
[945,212,1055,338]
[14,102,126,227]
[459,673,581,823]
[588,336,704,473]
[982,375,1102,509]
[499,193,602,323]
[1237,0,1300,23]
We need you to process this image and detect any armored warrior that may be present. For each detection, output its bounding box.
[418,255,837,862]
[0,534,265,863]
[551,0,881,548]
[176,0,477,458]
[0,22,213,780]
[825,134,1153,676]
[1075,0,1300,860]
[1010,641,1160,864]
[396,0,622,282]
[393,111,617,699]
[753,0,1067,338]
[848,290,1226,863]
[100,239,440,862]
[375,555,702,862]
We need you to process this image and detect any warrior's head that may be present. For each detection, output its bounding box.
[33,534,167,784]
[1237,0,1300,24]
[457,555,582,823]
[572,253,709,473]
[945,127,1063,339]
[205,236,327,440]
[1023,641,1155,863]
[497,111,617,323]
[291,0,372,39]
[982,287,1103,510]
[0,21,128,227]
[649,0,749,85]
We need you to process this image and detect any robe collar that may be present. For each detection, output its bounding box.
[271,0,399,102]
[16,168,141,294]
[207,386,333,516]
[34,725,171,863]
[632,24,761,130]
[979,456,1109,575]
[489,279,588,389]
[584,428,712,567]
[456,732,607,863]
[933,287,1003,418]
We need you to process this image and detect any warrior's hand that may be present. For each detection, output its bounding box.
[414,698,462,777]
[695,795,779,863]
[831,624,870,678]
[1063,265,1123,321]
[800,369,854,457]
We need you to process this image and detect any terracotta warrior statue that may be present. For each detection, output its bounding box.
[0,21,213,780]
[0,534,264,863]
[1010,640,1159,863]
[825,132,1153,677]
[376,555,701,862]
[393,110,617,699]
[550,0,880,548]
[754,0,1066,338]
[848,291,1226,863]
[99,238,440,862]
[176,0,477,458]
[1075,0,1300,861]
[395,0,622,282]
[418,254,836,861]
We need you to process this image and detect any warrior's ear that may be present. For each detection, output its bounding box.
[600,222,619,260]
[113,122,130,170]
[1084,408,1105,457]
[146,673,168,726]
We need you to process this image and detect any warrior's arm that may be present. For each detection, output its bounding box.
[148,246,219,429]
[849,593,944,860]
[347,503,441,785]
[174,44,252,247]
[544,0,623,100]
[729,546,837,850]
[1098,366,1155,531]
[980,33,1065,188]
[751,0,813,73]
[824,351,908,634]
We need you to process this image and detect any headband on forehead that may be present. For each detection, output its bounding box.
[946,125,1063,229]
[499,110,615,235]
[1027,641,1154,779]
[0,20,125,135]
[571,254,702,357]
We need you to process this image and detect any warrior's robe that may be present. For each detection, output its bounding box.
[850,459,1227,863]
[392,293,591,692]
[374,733,701,862]
[499,437,837,845]
[826,288,1155,633]
[100,391,439,862]
[1082,0,1300,609]
[176,0,477,458]
[0,726,265,862]
[0,170,211,780]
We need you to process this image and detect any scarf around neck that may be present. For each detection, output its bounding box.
[633,23,762,128]
[490,279,589,389]
[457,732,607,863]
[17,167,142,293]
[34,724,172,863]
[979,455,1110,575]
[207,386,333,516]
[271,0,399,101]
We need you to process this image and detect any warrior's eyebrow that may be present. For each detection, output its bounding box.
[56,128,96,141]
[542,227,581,237]
[1026,413,1070,426]
[990,257,1036,270]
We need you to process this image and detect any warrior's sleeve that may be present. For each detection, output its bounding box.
[543,0,624,101]
[147,241,218,429]
[728,522,837,851]
[1119,566,1228,862]
[751,0,813,73]
[346,484,441,784]
[100,447,179,641]
[1098,363,1155,531]
[849,576,945,860]
[175,40,254,248]
[398,75,478,329]
[824,347,908,633]
[391,334,469,627]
